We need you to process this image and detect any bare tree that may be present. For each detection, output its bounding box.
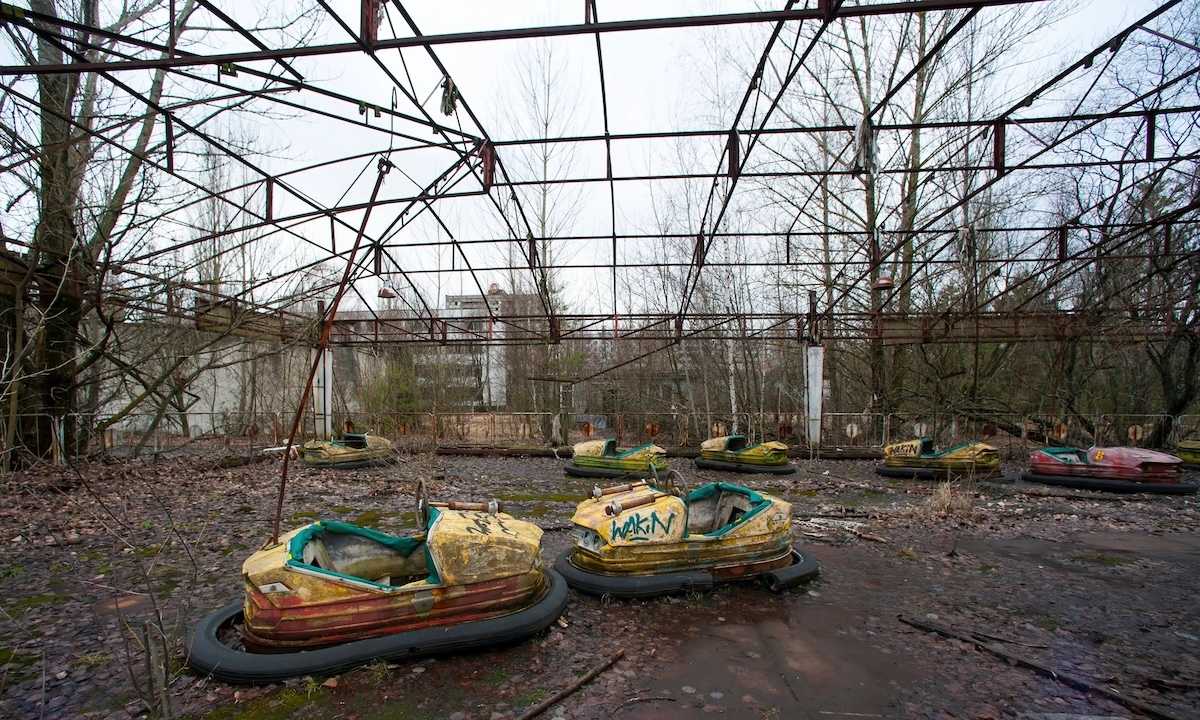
[0,0,319,465]
[499,38,584,443]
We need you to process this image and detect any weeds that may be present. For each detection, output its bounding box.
[365,659,393,683]
[924,480,975,519]
[1071,552,1131,567]
[301,676,322,700]
[76,651,111,668]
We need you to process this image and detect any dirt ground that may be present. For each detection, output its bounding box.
[1,451,1198,720]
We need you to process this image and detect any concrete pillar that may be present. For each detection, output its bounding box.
[313,347,334,439]
[805,345,825,448]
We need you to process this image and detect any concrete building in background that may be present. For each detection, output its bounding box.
[443,283,509,409]
[331,283,542,411]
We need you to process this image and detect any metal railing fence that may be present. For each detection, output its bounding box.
[3,409,1199,465]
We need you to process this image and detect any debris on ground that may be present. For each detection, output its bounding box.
[0,453,1196,719]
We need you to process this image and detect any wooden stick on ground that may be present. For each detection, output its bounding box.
[844,526,888,543]
[1004,486,1143,503]
[898,615,1185,720]
[516,649,625,720]
[968,628,1048,649]
[794,512,873,519]
[613,695,677,714]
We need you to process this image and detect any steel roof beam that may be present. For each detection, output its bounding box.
[1,3,473,139]
[0,0,1048,75]
[489,104,1200,146]
[388,1,558,323]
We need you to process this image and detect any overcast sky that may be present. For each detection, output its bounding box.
[4,0,1178,318]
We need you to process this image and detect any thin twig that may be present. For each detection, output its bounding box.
[613,695,677,714]
[844,526,888,543]
[1145,677,1200,691]
[968,629,1048,649]
[38,649,46,720]
[80,580,151,596]
[795,511,873,519]
[515,649,625,720]
[899,615,1185,720]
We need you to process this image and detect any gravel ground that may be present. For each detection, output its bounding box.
[1,452,1197,720]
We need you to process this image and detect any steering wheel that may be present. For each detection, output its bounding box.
[415,479,429,530]
[652,467,687,498]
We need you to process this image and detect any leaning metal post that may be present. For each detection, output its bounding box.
[270,155,393,544]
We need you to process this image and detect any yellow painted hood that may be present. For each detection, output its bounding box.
[243,509,542,597]
[571,489,686,546]
[426,509,543,585]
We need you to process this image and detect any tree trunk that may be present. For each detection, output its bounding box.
[27,0,83,457]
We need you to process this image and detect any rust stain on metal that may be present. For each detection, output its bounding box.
[240,508,547,649]
[569,482,793,576]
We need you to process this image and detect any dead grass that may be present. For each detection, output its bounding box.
[924,480,976,519]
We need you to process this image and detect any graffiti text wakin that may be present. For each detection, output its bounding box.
[610,510,676,542]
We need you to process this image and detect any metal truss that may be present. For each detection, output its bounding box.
[2,0,1197,377]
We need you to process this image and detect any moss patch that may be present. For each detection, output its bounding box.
[1032,615,1060,631]
[330,505,355,514]
[515,687,549,708]
[290,510,320,522]
[199,687,318,720]
[354,510,383,528]
[75,651,110,668]
[389,512,420,530]
[0,646,40,683]
[1071,552,1131,567]
[355,681,466,720]
[0,647,39,667]
[352,510,404,528]
[135,544,163,558]
[496,491,582,503]
[359,702,434,720]
[6,593,66,616]
[524,503,552,518]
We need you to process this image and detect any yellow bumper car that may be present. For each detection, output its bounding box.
[566,438,668,479]
[555,473,818,597]
[876,437,1000,479]
[695,435,794,474]
[300,432,394,469]
[187,489,566,682]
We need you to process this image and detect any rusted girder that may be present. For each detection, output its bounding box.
[274,156,393,544]
[0,0,1051,76]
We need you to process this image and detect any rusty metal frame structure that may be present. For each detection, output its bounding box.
[1,0,1197,380]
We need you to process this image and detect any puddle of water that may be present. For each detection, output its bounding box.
[610,591,917,720]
